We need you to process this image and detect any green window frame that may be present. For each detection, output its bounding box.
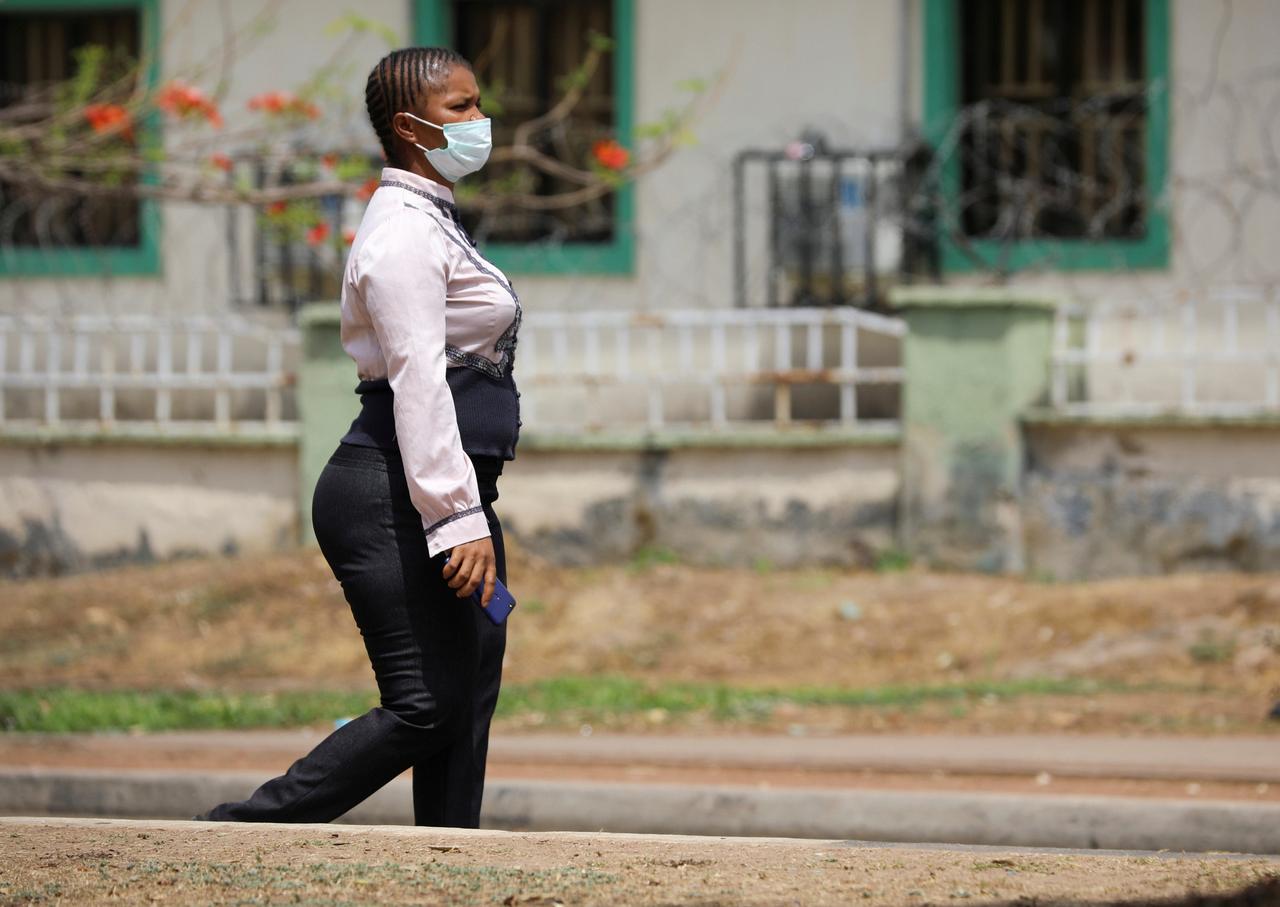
[413,0,634,276]
[0,0,163,278]
[921,0,1170,273]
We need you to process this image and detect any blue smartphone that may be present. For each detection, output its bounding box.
[473,578,516,625]
[444,555,517,625]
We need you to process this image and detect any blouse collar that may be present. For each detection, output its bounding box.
[379,166,454,205]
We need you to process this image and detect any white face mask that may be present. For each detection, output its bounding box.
[400,112,492,182]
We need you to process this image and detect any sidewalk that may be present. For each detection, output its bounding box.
[3,730,1279,853]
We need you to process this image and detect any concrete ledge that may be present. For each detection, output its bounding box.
[0,424,300,448]
[1022,407,1280,429]
[3,768,1277,855]
[888,286,1061,310]
[516,426,901,452]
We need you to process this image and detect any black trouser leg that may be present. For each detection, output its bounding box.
[196,443,504,826]
[411,505,508,827]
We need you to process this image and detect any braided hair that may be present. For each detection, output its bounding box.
[365,47,472,168]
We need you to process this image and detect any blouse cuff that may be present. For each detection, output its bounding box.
[424,507,491,559]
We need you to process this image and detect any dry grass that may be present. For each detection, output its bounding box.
[2,540,1278,735]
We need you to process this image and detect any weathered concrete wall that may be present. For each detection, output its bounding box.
[496,442,901,568]
[0,439,298,578]
[1023,419,1280,579]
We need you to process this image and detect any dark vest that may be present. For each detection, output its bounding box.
[339,364,521,461]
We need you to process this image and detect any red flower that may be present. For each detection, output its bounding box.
[83,103,134,141]
[321,153,339,169]
[306,222,330,246]
[266,200,289,216]
[592,139,629,171]
[209,152,233,172]
[342,228,356,245]
[354,176,379,201]
[156,80,222,127]
[248,90,321,120]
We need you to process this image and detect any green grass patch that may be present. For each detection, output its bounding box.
[0,676,1162,733]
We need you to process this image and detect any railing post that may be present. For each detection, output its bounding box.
[889,287,1057,573]
[297,302,355,545]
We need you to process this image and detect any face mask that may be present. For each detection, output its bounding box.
[401,112,491,182]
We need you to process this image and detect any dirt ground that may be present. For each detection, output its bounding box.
[3,544,1279,735]
[2,818,1277,907]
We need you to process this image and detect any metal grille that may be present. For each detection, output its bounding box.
[959,0,1148,240]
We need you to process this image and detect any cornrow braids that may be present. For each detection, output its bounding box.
[364,46,472,168]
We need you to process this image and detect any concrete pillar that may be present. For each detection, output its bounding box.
[297,302,357,545]
[889,287,1058,573]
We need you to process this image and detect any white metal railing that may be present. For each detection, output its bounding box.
[1050,288,1280,417]
[518,307,905,435]
[0,307,904,440]
[0,314,299,437]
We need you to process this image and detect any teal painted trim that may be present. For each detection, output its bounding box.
[921,0,1171,274]
[0,0,164,279]
[412,0,635,276]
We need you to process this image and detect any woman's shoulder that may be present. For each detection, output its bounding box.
[352,199,453,275]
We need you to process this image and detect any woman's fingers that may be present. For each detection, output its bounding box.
[479,565,497,607]
[446,551,472,590]
[442,541,495,600]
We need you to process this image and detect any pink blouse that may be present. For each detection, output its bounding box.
[339,166,521,557]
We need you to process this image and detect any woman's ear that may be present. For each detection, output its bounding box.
[391,112,415,143]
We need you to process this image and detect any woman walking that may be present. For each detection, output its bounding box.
[195,46,521,828]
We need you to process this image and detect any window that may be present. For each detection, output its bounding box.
[0,0,161,277]
[922,0,1169,272]
[415,0,634,274]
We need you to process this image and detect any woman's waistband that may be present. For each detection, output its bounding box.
[331,440,503,481]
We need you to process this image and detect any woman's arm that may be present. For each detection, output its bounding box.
[353,208,491,559]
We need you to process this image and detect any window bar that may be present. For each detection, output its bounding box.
[829,159,844,305]
[744,324,759,375]
[156,329,172,425]
[864,166,879,307]
[767,162,782,308]
[45,333,61,425]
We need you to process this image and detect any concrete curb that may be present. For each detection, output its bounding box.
[2,768,1278,855]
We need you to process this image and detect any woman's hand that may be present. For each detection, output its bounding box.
[442,536,497,606]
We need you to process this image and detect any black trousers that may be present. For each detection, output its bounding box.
[196,441,508,827]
